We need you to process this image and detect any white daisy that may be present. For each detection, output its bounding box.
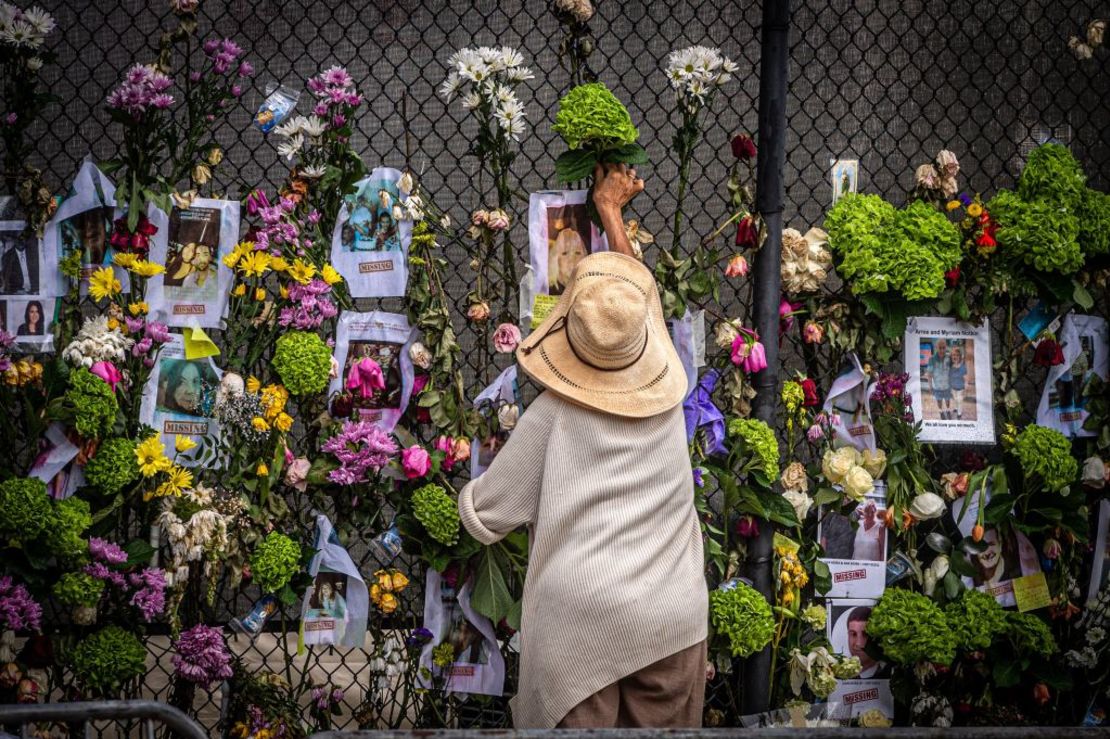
[300,163,327,179]
[273,115,305,138]
[22,7,54,36]
[499,46,524,68]
[462,90,482,110]
[3,20,34,47]
[438,71,461,101]
[275,133,303,161]
[300,115,327,138]
[493,83,515,104]
[458,60,488,83]
[503,116,525,141]
[505,65,534,83]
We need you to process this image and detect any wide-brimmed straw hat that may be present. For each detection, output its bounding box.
[516,251,687,418]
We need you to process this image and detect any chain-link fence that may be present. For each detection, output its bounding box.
[11,0,1110,733]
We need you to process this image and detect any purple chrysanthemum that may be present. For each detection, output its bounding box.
[0,576,42,632]
[172,624,234,687]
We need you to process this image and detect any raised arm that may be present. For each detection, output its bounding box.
[592,162,645,258]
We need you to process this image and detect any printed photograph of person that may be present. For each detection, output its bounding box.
[306,570,348,620]
[14,299,45,337]
[0,230,39,295]
[342,183,401,252]
[344,340,403,411]
[156,358,219,418]
[546,203,590,294]
[829,601,889,679]
[59,206,113,269]
[968,526,1040,590]
[1049,335,1096,414]
[446,611,489,666]
[819,498,887,562]
[920,337,977,422]
[163,206,220,299]
[830,159,858,205]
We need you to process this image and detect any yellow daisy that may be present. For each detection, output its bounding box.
[321,264,343,285]
[274,412,293,433]
[967,202,983,218]
[129,260,165,278]
[128,301,149,316]
[246,376,262,394]
[238,251,272,278]
[945,200,961,211]
[232,283,247,297]
[269,256,289,273]
[113,253,138,269]
[135,435,171,477]
[174,436,197,453]
[155,465,193,497]
[254,287,266,301]
[256,462,269,476]
[89,267,122,301]
[287,258,316,285]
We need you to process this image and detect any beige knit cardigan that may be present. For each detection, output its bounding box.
[458,390,708,728]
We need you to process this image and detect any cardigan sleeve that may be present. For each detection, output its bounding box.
[458,392,557,545]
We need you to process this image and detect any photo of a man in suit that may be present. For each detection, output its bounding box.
[0,232,38,295]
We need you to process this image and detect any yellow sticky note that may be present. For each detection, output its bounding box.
[183,326,220,360]
[772,532,800,555]
[530,294,560,329]
[1012,572,1051,612]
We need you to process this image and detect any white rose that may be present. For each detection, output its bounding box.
[392,204,405,222]
[861,448,887,479]
[398,171,414,194]
[714,320,740,350]
[783,490,813,523]
[928,555,949,581]
[821,447,859,485]
[841,465,874,501]
[909,492,945,520]
[409,341,433,370]
[497,403,519,431]
[1082,456,1106,489]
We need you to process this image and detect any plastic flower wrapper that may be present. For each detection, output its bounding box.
[942,589,1007,651]
[1009,424,1079,493]
[249,532,302,594]
[552,82,646,183]
[709,581,774,658]
[271,331,332,396]
[411,483,460,546]
[727,418,780,481]
[867,588,957,665]
[84,438,140,495]
[68,625,147,696]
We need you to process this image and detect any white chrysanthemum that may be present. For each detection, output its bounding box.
[505,65,534,83]
[272,115,304,138]
[499,46,524,68]
[300,163,327,179]
[493,83,515,104]
[438,71,461,101]
[2,20,34,47]
[275,133,304,160]
[300,115,327,138]
[22,7,54,36]
[461,90,482,110]
[62,315,134,366]
[0,3,16,31]
[503,115,525,141]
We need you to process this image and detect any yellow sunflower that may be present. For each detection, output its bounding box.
[129,260,165,278]
[321,264,343,285]
[287,258,316,285]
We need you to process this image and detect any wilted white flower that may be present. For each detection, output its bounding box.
[409,342,433,370]
[62,315,134,367]
[497,403,519,431]
[392,204,405,222]
[1089,19,1107,47]
[398,171,414,194]
[26,55,41,71]
[300,115,327,139]
[300,163,327,179]
[1069,36,1094,60]
[275,133,304,161]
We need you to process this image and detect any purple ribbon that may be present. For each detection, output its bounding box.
[683,369,726,457]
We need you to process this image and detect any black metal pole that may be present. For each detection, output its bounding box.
[741,0,792,718]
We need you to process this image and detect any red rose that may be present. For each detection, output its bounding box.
[735,215,759,248]
[944,266,960,287]
[800,377,820,407]
[730,133,757,160]
[1033,339,1065,368]
[137,216,158,236]
[734,515,759,538]
[959,451,986,472]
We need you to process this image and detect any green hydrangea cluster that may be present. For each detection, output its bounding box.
[944,589,1008,651]
[44,497,92,563]
[250,532,302,593]
[867,588,957,665]
[987,189,1082,274]
[0,477,50,541]
[272,331,332,396]
[412,484,460,546]
[552,82,639,151]
[709,582,775,658]
[69,625,147,695]
[1010,424,1078,492]
[1078,187,1110,257]
[1018,143,1088,207]
[65,368,120,439]
[1004,611,1056,657]
[84,438,139,495]
[824,194,961,300]
[726,418,780,480]
[54,571,105,607]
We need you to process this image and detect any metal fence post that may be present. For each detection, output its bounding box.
[742,0,792,717]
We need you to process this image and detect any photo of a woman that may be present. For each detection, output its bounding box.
[16,300,43,336]
[851,500,886,562]
[156,359,218,417]
[949,347,967,419]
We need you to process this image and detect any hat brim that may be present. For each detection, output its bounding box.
[516,251,688,418]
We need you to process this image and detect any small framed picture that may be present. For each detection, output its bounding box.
[830,159,859,204]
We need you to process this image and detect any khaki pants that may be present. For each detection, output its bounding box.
[557,640,707,728]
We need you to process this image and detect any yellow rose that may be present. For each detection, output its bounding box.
[379,593,398,614]
[251,417,270,433]
[369,583,382,605]
[841,465,874,501]
[373,570,394,591]
[256,462,269,476]
[193,163,212,185]
[390,571,409,592]
[861,448,887,479]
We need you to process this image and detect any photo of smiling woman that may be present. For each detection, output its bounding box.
[16,300,43,336]
[156,359,219,418]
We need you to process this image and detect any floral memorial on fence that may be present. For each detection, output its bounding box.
[1,0,1110,734]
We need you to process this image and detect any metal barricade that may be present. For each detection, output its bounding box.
[0,700,207,739]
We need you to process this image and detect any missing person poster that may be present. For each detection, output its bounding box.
[1,296,55,353]
[331,168,412,298]
[1036,314,1109,438]
[330,311,415,433]
[822,353,875,452]
[817,487,888,599]
[1088,500,1110,605]
[952,488,1044,608]
[471,365,523,478]
[300,515,369,648]
[139,333,221,460]
[527,190,608,303]
[29,422,83,500]
[146,199,239,328]
[905,316,994,444]
[0,221,44,298]
[419,568,506,697]
[826,598,893,724]
[42,160,126,297]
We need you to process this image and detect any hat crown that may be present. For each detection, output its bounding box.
[566,279,648,369]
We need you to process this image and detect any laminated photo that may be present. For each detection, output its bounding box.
[139,333,221,460]
[330,311,415,432]
[146,199,239,328]
[830,159,858,205]
[42,160,127,297]
[3,296,55,353]
[905,316,994,444]
[822,353,875,451]
[419,568,506,697]
[527,190,608,301]
[471,364,523,478]
[1036,314,1109,438]
[826,598,893,724]
[301,515,369,648]
[331,168,412,298]
[1088,500,1110,605]
[817,486,888,599]
[952,488,1042,607]
[0,221,43,297]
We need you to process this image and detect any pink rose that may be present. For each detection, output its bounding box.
[89,361,124,392]
[492,323,522,354]
[915,163,939,190]
[284,457,311,492]
[803,320,825,344]
[936,149,960,179]
[724,254,749,278]
[486,209,511,231]
[402,445,431,479]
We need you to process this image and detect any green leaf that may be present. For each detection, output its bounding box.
[813,487,841,507]
[601,142,649,165]
[278,583,298,606]
[470,547,514,623]
[555,148,597,183]
[505,598,524,631]
[992,656,1022,688]
[124,539,156,566]
[1073,282,1094,310]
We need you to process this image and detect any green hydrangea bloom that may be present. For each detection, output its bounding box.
[1004,611,1056,657]
[250,531,302,593]
[1011,424,1078,492]
[412,484,460,546]
[54,571,105,607]
[867,588,957,665]
[44,497,92,563]
[709,582,775,658]
[69,625,147,695]
[84,438,139,495]
[1078,187,1110,257]
[1018,143,1087,208]
[727,418,780,480]
[65,368,119,439]
[987,190,1082,274]
[0,477,50,541]
[944,589,1008,651]
[272,331,332,396]
[552,82,639,151]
